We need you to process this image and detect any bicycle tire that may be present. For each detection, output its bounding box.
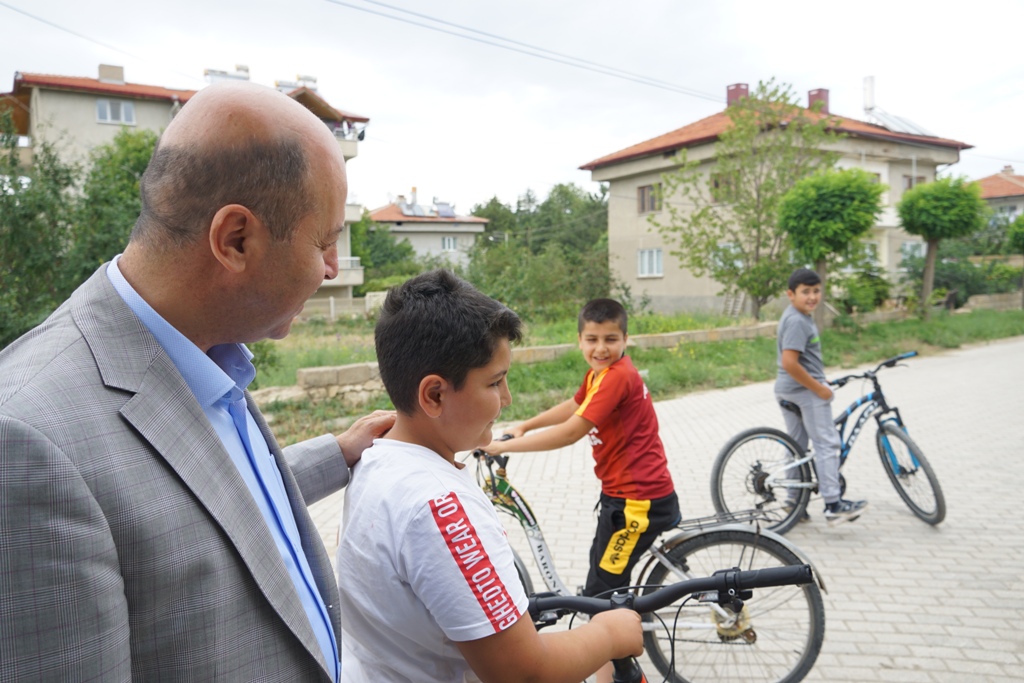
[876,422,946,525]
[641,530,825,683]
[710,428,812,535]
[511,548,535,597]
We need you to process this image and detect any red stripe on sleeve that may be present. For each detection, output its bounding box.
[429,491,521,633]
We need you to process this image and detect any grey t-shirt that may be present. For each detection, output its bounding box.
[775,304,825,394]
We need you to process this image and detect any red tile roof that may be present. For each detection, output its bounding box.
[5,73,368,124]
[975,170,1024,200]
[370,203,487,224]
[10,71,197,103]
[580,106,972,171]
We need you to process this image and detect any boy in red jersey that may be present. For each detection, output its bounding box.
[484,298,679,600]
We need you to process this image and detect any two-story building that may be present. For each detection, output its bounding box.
[580,84,972,314]
[369,189,487,267]
[975,166,1024,222]
[1,64,369,306]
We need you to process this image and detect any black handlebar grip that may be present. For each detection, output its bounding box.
[728,564,813,591]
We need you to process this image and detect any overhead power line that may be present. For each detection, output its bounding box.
[324,0,724,103]
[0,0,203,85]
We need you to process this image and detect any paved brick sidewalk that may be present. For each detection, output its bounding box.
[310,336,1024,682]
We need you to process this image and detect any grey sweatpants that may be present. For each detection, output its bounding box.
[775,389,843,503]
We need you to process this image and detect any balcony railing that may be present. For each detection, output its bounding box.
[322,256,363,287]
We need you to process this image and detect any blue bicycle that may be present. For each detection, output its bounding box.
[710,352,946,535]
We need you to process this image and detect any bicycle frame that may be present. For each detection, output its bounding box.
[479,457,573,597]
[765,355,916,490]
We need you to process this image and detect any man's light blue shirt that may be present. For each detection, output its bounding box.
[106,257,339,681]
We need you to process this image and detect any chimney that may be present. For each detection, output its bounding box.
[98,64,125,85]
[411,186,418,206]
[1002,165,1015,175]
[726,83,748,106]
[808,88,829,114]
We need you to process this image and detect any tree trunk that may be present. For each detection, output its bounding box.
[920,239,940,321]
[814,258,828,330]
[751,296,761,321]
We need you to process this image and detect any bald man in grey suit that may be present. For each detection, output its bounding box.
[0,81,395,681]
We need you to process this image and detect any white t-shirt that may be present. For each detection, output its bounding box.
[336,439,529,682]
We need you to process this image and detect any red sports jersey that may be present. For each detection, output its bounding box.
[574,355,675,499]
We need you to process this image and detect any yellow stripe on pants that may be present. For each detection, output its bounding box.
[599,499,651,575]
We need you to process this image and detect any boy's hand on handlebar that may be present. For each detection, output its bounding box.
[482,429,521,455]
[590,609,644,659]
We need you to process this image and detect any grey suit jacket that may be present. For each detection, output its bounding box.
[0,267,349,681]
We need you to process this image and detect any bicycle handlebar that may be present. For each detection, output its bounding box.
[529,564,813,618]
[829,351,917,387]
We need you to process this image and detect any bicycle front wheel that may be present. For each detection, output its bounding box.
[641,530,824,683]
[711,428,812,535]
[876,422,946,525]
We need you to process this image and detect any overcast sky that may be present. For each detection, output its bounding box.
[3,0,1022,213]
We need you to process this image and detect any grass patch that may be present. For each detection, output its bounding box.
[263,309,1024,447]
[260,310,749,387]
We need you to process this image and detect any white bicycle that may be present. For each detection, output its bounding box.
[471,449,827,683]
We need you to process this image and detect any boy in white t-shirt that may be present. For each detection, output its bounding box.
[336,269,642,683]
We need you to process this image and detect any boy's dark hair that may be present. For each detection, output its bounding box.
[788,268,821,292]
[578,298,628,335]
[375,269,522,415]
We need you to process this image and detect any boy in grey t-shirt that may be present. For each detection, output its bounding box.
[775,268,868,525]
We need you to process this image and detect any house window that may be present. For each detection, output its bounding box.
[900,241,924,260]
[998,205,1018,218]
[902,175,926,191]
[441,236,458,252]
[637,184,661,213]
[638,248,663,278]
[711,173,735,203]
[863,241,880,262]
[96,99,136,125]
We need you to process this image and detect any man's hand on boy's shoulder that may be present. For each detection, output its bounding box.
[335,410,397,467]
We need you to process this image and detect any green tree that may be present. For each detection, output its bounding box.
[0,111,80,347]
[897,176,988,318]
[471,196,517,249]
[465,240,607,321]
[349,212,417,294]
[529,183,608,256]
[63,127,158,296]
[778,168,885,327]
[653,78,841,319]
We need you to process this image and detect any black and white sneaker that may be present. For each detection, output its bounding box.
[823,499,868,526]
